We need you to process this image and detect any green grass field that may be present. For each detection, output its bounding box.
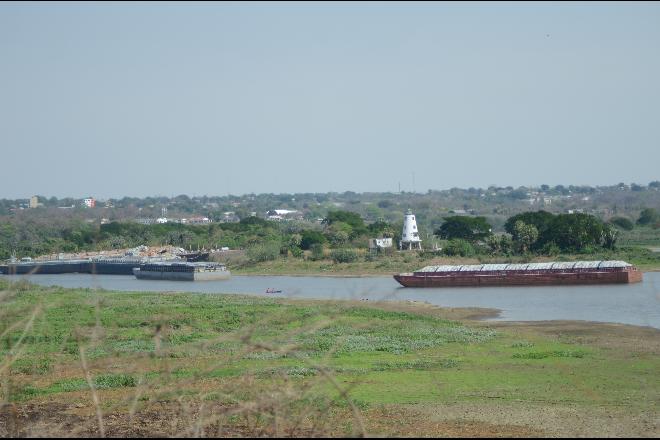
[1,279,658,437]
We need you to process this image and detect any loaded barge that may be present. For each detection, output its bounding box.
[394,260,643,288]
[0,257,170,276]
[133,262,230,281]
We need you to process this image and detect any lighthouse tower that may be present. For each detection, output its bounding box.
[400,209,422,250]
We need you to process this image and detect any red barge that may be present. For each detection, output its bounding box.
[394,261,643,288]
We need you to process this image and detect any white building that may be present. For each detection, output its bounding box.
[29,196,40,209]
[266,209,299,221]
[400,209,422,250]
[83,197,96,208]
[368,237,393,251]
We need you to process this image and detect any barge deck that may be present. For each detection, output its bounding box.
[394,261,643,287]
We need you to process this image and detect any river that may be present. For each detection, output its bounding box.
[3,272,659,329]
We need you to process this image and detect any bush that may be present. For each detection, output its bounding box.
[443,239,475,257]
[330,248,358,263]
[540,241,561,256]
[609,216,634,231]
[246,242,280,263]
[300,230,327,250]
[289,246,303,258]
[637,208,659,226]
[309,243,325,261]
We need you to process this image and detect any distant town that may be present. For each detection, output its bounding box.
[5,181,660,232]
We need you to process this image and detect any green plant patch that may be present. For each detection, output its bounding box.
[10,358,52,375]
[512,350,587,359]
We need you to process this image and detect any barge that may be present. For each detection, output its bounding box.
[133,262,230,281]
[394,260,643,288]
[0,257,177,275]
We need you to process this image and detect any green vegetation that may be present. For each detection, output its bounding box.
[3,200,660,271]
[609,216,634,231]
[434,216,492,242]
[637,208,659,226]
[1,279,658,436]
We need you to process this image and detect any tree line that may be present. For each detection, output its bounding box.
[1,208,658,263]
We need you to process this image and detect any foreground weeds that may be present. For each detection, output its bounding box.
[0,278,658,437]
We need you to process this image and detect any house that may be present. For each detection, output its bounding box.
[182,217,212,225]
[368,237,393,252]
[266,209,299,221]
[83,197,96,208]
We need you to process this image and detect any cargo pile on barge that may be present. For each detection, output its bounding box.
[394,260,643,287]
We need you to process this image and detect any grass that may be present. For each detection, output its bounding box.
[0,278,658,437]
[618,225,660,247]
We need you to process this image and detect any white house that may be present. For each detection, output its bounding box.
[368,237,393,251]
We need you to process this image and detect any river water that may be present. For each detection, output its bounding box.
[3,273,660,329]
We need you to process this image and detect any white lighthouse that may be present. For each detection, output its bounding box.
[400,209,422,250]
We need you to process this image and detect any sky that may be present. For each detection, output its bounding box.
[1,1,659,199]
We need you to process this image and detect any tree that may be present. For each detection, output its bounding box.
[546,213,605,252]
[512,221,538,254]
[609,217,634,231]
[504,211,555,249]
[434,216,492,242]
[602,224,618,250]
[300,230,327,250]
[637,208,659,226]
[325,222,351,246]
[485,235,504,255]
[323,210,367,237]
[368,220,394,238]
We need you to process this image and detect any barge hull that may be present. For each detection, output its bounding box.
[0,261,142,275]
[133,268,231,281]
[394,270,642,287]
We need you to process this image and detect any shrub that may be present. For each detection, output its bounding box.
[637,208,659,226]
[331,248,358,263]
[300,230,327,250]
[540,241,561,256]
[310,243,325,261]
[609,216,634,231]
[289,246,303,258]
[443,239,475,257]
[246,242,280,263]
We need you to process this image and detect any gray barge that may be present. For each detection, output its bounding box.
[133,262,230,281]
[0,257,177,276]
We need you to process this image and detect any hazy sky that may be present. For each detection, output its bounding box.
[1,2,659,199]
